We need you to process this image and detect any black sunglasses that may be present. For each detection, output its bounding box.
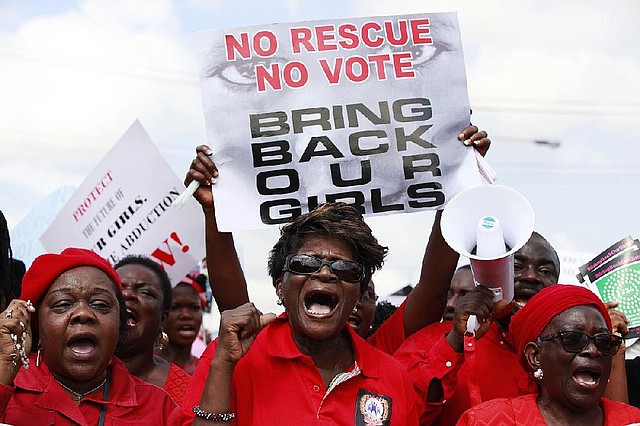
[282,254,364,283]
[538,330,622,356]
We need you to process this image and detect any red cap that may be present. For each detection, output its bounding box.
[20,247,122,309]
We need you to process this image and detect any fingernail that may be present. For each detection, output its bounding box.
[210,177,217,185]
[458,133,465,140]
[205,149,213,156]
[463,139,472,146]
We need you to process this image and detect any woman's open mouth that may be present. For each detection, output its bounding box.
[67,333,98,359]
[177,323,197,338]
[126,308,139,327]
[572,366,602,391]
[304,290,339,317]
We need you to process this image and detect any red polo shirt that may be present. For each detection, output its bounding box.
[0,355,179,425]
[182,314,419,425]
[367,300,406,355]
[393,321,536,425]
[458,393,640,425]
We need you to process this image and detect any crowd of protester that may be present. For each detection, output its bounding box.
[1,123,640,425]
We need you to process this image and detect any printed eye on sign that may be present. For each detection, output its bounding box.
[196,12,481,232]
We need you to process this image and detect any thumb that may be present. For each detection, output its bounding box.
[260,313,277,329]
[604,301,619,309]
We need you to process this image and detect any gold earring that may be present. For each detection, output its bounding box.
[155,331,169,350]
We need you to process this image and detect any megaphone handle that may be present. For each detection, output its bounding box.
[475,150,497,184]
[466,314,479,335]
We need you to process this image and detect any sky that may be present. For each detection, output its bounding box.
[1,0,639,321]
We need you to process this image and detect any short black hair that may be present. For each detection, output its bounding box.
[114,255,172,312]
[368,301,398,337]
[267,203,387,294]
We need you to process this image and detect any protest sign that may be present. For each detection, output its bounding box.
[40,120,205,284]
[196,12,481,231]
[579,236,640,336]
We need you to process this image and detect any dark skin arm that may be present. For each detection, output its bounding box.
[184,147,250,312]
[602,301,629,403]
[185,125,490,327]
[193,303,275,425]
[426,287,507,402]
[402,126,490,337]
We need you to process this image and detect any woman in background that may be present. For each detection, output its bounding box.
[0,248,177,424]
[158,276,204,374]
[458,284,640,425]
[114,255,191,404]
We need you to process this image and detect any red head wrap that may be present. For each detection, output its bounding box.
[177,276,206,309]
[20,247,122,310]
[509,284,611,369]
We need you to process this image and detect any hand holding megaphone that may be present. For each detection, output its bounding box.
[441,184,535,338]
[445,286,509,352]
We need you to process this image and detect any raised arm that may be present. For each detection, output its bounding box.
[193,303,275,426]
[602,301,630,403]
[402,126,490,337]
[185,146,250,312]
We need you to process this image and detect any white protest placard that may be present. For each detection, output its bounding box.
[40,120,205,284]
[196,12,481,232]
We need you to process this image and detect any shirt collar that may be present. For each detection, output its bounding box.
[265,313,381,378]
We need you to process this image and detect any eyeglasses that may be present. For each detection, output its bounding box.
[282,254,364,283]
[537,330,622,356]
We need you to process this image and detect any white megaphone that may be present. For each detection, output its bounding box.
[441,184,535,334]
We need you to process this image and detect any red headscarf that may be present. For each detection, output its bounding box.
[20,247,122,309]
[177,276,206,309]
[509,284,612,369]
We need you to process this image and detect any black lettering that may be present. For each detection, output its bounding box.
[325,191,366,213]
[408,182,445,208]
[330,160,371,187]
[260,199,302,224]
[403,153,441,179]
[395,125,434,151]
[346,101,390,127]
[299,136,344,162]
[256,169,299,195]
[292,107,332,134]
[392,98,432,122]
[371,188,404,212]
[250,111,289,138]
[252,141,292,167]
[349,130,389,155]
[332,105,345,129]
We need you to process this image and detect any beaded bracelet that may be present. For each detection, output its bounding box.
[193,405,235,422]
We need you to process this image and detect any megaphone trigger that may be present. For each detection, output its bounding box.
[466,314,478,336]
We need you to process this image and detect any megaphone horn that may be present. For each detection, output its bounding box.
[441,184,535,304]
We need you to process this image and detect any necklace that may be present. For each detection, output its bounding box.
[56,378,107,402]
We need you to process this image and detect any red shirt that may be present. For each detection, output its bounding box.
[164,363,191,405]
[367,300,407,355]
[182,314,419,425]
[458,393,640,425]
[393,321,536,426]
[0,355,179,425]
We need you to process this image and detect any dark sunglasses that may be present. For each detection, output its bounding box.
[538,330,622,356]
[282,254,364,283]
